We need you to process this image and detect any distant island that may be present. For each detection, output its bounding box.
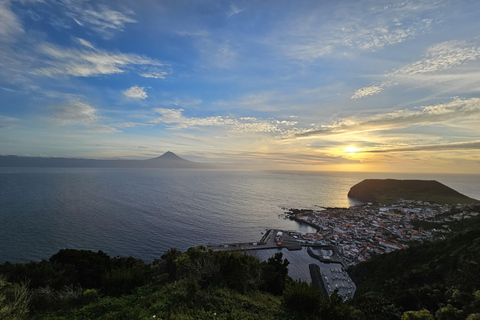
[0,151,210,169]
[348,179,479,205]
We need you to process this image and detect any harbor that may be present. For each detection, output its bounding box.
[197,229,357,301]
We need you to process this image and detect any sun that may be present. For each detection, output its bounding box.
[345,146,359,155]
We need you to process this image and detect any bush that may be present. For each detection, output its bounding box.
[0,276,31,320]
[283,281,322,315]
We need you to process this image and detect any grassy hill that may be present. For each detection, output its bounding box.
[348,179,479,205]
[350,205,480,319]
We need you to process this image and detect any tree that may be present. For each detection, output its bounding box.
[261,253,289,295]
[283,281,321,315]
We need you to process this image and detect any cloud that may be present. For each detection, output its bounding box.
[352,40,480,99]
[228,2,244,17]
[363,140,480,153]
[214,43,236,68]
[0,115,18,129]
[52,101,98,125]
[150,108,296,133]
[393,41,480,75]
[139,70,168,79]
[116,122,152,128]
[0,0,23,40]
[79,4,136,37]
[295,97,480,138]
[176,30,209,37]
[351,84,387,100]
[123,86,148,99]
[20,0,136,38]
[278,0,439,61]
[35,40,167,78]
[50,100,119,133]
[214,91,280,112]
[195,38,237,69]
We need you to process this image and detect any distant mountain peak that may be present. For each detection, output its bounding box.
[152,151,187,161]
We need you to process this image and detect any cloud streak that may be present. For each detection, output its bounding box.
[0,115,18,129]
[0,0,23,40]
[295,97,480,138]
[352,40,480,99]
[51,101,118,133]
[279,0,439,61]
[21,0,136,38]
[35,40,167,78]
[150,108,297,133]
[363,140,480,153]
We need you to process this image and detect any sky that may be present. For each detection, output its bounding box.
[1,0,480,173]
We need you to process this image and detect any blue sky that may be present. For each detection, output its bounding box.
[1,0,480,173]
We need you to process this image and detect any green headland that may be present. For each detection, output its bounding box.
[348,179,479,205]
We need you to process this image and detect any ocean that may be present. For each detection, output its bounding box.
[1,168,479,264]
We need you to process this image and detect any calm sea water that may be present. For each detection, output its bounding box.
[0,168,479,264]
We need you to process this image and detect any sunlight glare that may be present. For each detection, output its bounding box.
[345,146,359,155]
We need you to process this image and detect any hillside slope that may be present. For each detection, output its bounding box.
[351,206,480,319]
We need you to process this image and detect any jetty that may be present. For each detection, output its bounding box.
[199,229,337,253]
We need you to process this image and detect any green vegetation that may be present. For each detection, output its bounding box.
[2,205,480,319]
[351,207,480,319]
[1,248,362,319]
[348,179,479,205]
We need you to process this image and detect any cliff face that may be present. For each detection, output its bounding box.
[347,179,478,204]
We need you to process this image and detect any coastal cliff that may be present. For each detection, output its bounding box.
[347,179,478,204]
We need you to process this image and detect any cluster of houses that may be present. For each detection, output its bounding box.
[289,200,478,265]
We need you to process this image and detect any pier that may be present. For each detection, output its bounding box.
[198,229,341,255]
[199,229,281,251]
[197,228,356,301]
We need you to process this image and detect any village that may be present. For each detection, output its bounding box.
[285,200,479,265]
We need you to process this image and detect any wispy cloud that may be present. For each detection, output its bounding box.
[35,40,167,78]
[393,40,480,75]
[176,30,209,37]
[51,100,118,133]
[139,70,169,79]
[20,0,136,38]
[363,140,480,153]
[0,115,18,129]
[123,86,148,99]
[295,97,480,138]
[116,122,152,128]
[52,101,98,125]
[150,108,296,133]
[351,84,390,100]
[352,40,480,99]
[214,91,279,112]
[0,0,23,40]
[277,0,439,61]
[228,2,244,18]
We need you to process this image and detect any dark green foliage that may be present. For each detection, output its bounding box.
[155,247,182,278]
[49,249,112,289]
[354,292,402,320]
[351,214,480,318]
[1,248,300,318]
[283,281,322,315]
[260,252,290,295]
[101,257,149,296]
